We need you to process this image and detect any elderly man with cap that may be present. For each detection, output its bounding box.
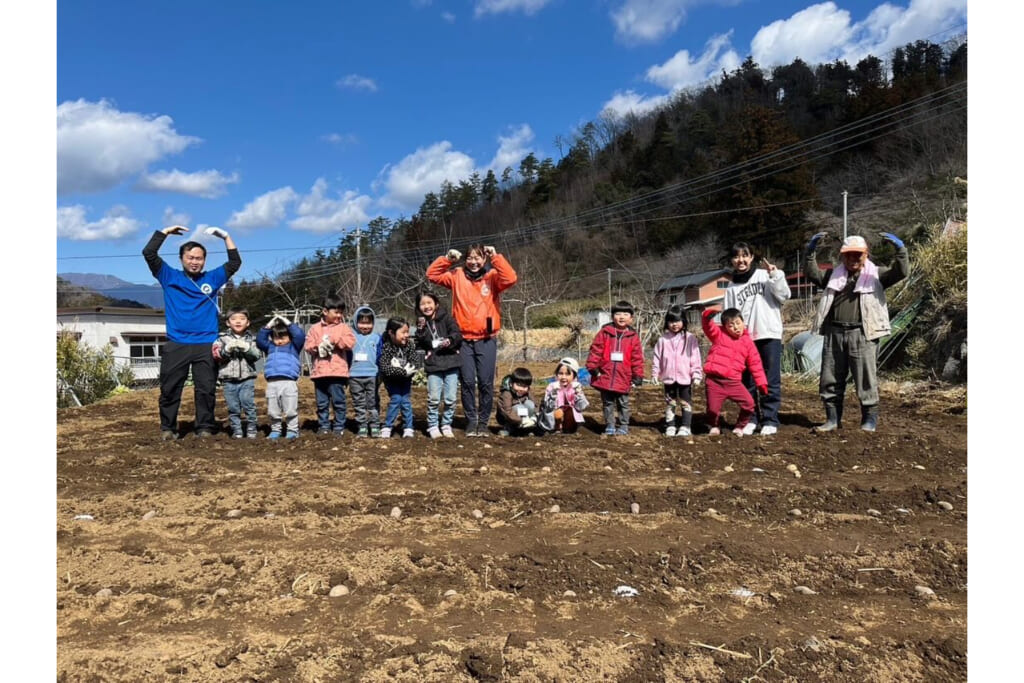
[143,225,242,440]
[803,232,909,432]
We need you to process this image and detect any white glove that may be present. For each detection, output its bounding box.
[403,362,417,375]
[228,338,248,352]
[204,226,229,239]
[318,338,333,358]
[446,249,462,262]
[520,416,536,429]
[693,379,702,389]
[390,357,404,369]
[277,314,292,326]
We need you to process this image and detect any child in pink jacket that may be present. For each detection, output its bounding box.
[652,305,703,437]
[701,307,767,437]
[303,295,357,435]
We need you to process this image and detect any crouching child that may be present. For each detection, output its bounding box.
[496,367,538,436]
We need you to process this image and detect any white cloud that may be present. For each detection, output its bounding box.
[226,187,299,230]
[488,124,535,173]
[135,169,240,198]
[750,0,966,69]
[57,98,200,196]
[750,2,854,67]
[289,179,373,233]
[375,141,477,209]
[441,11,456,23]
[610,0,695,44]
[336,74,379,92]
[321,132,359,146]
[161,207,192,229]
[474,0,551,18]
[645,31,741,90]
[57,204,143,241]
[600,90,672,120]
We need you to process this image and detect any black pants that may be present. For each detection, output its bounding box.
[159,341,217,433]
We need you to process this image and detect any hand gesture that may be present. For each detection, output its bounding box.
[416,317,427,330]
[760,257,776,274]
[439,337,451,348]
[880,232,905,249]
[446,248,462,262]
[403,362,417,375]
[806,231,827,254]
[277,314,292,327]
[204,226,229,239]
[757,384,769,395]
[162,225,188,236]
[390,357,404,369]
[632,377,643,388]
[483,245,496,258]
[317,338,334,358]
[520,416,536,429]
[212,341,223,361]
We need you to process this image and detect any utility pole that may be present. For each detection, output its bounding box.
[355,224,362,304]
[607,268,612,310]
[842,190,848,240]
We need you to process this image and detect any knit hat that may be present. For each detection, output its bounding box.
[610,300,634,315]
[839,235,869,253]
[557,357,580,376]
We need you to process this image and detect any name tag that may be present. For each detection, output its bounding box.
[516,405,529,417]
[354,353,368,362]
[610,352,624,362]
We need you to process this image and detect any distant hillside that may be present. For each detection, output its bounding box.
[59,273,163,309]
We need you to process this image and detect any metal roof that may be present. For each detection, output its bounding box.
[656,269,731,292]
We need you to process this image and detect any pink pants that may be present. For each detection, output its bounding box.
[705,375,755,429]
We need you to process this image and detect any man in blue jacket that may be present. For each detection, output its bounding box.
[143,225,241,439]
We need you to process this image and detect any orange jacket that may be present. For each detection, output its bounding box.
[426,254,517,340]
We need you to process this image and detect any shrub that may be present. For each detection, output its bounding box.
[57,331,127,407]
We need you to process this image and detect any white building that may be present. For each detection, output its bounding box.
[57,307,167,382]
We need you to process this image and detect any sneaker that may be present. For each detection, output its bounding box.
[708,427,721,436]
[402,428,415,438]
[476,426,490,438]
[379,427,392,439]
[427,426,442,439]
[370,425,381,438]
[317,426,331,435]
[732,427,744,437]
[760,425,778,436]
[245,427,258,439]
[333,429,345,438]
[441,425,454,438]
[286,432,299,440]
[615,427,629,436]
[268,431,282,440]
[676,426,691,437]
[196,429,213,439]
[232,430,244,439]
[498,428,511,437]
[603,427,616,436]
[357,425,369,438]
[161,430,179,441]
[665,426,677,437]
[741,421,758,436]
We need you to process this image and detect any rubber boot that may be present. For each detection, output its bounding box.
[815,402,840,432]
[860,405,878,432]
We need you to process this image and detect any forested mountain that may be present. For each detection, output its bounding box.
[223,38,967,320]
[57,277,150,309]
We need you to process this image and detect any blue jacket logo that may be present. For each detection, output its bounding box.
[201,283,213,294]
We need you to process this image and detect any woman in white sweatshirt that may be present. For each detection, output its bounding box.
[723,242,791,436]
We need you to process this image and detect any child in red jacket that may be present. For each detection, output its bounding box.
[701,307,768,437]
[586,300,645,436]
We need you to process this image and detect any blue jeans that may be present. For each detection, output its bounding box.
[743,338,782,427]
[384,380,413,429]
[426,369,459,429]
[222,378,257,433]
[313,377,348,431]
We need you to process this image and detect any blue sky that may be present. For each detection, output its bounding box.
[56,0,966,286]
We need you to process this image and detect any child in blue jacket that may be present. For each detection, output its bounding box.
[256,314,306,439]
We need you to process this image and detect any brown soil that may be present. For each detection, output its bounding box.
[57,366,966,682]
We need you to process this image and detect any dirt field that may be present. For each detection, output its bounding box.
[56,366,967,682]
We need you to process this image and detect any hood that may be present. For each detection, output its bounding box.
[352,305,376,329]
